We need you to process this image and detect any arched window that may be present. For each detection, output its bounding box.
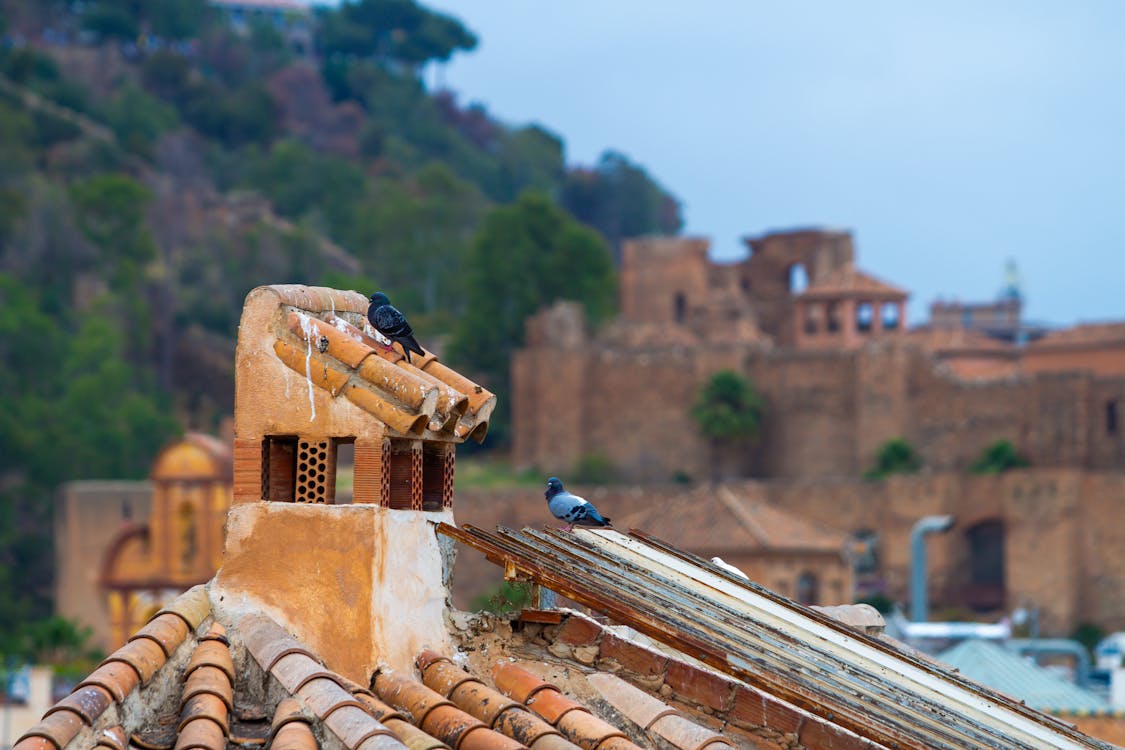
[674,292,687,324]
[178,501,197,573]
[788,264,809,294]
[965,520,1005,611]
[856,302,874,333]
[796,572,819,605]
[881,302,901,330]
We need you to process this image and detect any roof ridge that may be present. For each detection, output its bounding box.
[714,487,771,547]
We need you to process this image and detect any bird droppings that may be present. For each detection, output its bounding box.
[297,312,318,422]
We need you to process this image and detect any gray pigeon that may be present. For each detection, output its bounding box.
[545,477,611,531]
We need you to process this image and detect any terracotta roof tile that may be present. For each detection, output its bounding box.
[490,664,552,704]
[297,677,366,721]
[130,613,191,658]
[186,640,235,682]
[270,698,312,737]
[907,327,1013,354]
[17,711,86,750]
[646,716,731,750]
[153,584,211,632]
[275,339,352,397]
[613,486,846,554]
[178,694,229,736]
[173,716,226,750]
[553,712,630,750]
[375,671,456,725]
[183,664,234,713]
[241,614,322,672]
[76,661,141,703]
[254,288,495,442]
[323,704,397,749]
[588,674,732,750]
[418,706,488,750]
[359,735,412,750]
[94,725,128,750]
[104,637,167,684]
[1030,321,1125,348]
[272,722,319,750]
[42,685,113,726]
[354,693,411,725]
[417,654,560,748]
[799,265,907,300]
[12,737,56,750]
[491,665,636,750]
[523,692,583,726]
[272,652,342,694]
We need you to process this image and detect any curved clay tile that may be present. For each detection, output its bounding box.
[15,710,85,750]
[104,637,167,683]
[178,694,229,736]
[130,613,191,658]
[353,693,448,750]
[323,704,398,749]
[95,725,128,750]
[491,665,640,750]
[153,585,212,633]
[240,613,323,673]
[647,716,733,750]
[418,661,576,750]
[374,671,524,750]
[183,665,234,713]
[186,641,236,683]
[273,721,319,750]
[272,652,343,694]
[490,664,553,704]
[297,677,367,721]
[76,661,141,703]
[43,685,113,726]
[12,735,55,750]
[173,715,225,750]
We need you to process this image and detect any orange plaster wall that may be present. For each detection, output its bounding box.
[214,502,454,682]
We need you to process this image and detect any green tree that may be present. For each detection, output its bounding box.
[691,370,763,480]
[344,162,487,327]
[864,437,922,480]
[70,173,157,291]
[969,439,1029,474]
[448,190,615,443]
[562,150,683,259]
[101,83,180,158]
[318,0,477,66]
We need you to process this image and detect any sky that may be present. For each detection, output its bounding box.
[327,1,1125,326]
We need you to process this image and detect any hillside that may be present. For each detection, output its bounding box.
[0,0,682,652]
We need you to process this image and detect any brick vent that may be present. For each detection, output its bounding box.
[296,439,336,503]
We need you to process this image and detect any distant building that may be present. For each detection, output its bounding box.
[208,0,312,53]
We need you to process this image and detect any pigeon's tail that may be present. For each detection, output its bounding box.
[396,334,425,364]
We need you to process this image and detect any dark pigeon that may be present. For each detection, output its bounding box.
[367,292,425,365]
[545,476,611,531]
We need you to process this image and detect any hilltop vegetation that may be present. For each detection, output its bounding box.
[0,0,681,651]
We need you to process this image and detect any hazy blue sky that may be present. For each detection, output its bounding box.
[328,1,1125,325]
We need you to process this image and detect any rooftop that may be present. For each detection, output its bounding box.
[798,266,908,301]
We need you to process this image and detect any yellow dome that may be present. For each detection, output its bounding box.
[150,434,232,480]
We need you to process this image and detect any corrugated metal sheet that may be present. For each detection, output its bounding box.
[939,639,1110,713]
[440,524,1116,750]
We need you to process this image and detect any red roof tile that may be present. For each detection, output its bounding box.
[800,265,908,300]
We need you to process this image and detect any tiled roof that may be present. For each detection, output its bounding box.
[938,640,1110,714]
[907,327,1014,355]
[20,585,817,750]
[259,285,494,442]
[799,266,908,300]
[441,525,1115,750]
[1028,322,1125,350]
[613,485,846,553]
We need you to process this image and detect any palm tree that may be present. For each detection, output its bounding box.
[691,370,763,481]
